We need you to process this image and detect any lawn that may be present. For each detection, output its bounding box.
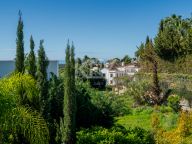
[116,113,152,130]
[115,106,178,131]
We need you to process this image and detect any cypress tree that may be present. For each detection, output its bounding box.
[70,42,76,142]
[62,41,76,144]
[48,73,64,144]
[28,35,36,78]
[37,40,49,115]
[148,40,160,100]
[71,42,75,93]
[145,35,150,46]
[15,11,25,73]
[142,39,161,104]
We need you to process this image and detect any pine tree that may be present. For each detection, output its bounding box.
[28,35,36,78]
[37,40,49,115]
[61,41,76,144]
[15,11,25,73]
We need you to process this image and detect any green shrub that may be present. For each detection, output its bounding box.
[126,80,151,105]
[167,95,181,112]
[76,81,133,128]
[76,82,114,128]
[110,94,132,116]
[159,105,173,113]
[132,106,153,115]
[76,126,155,144]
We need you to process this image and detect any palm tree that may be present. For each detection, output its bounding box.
[0,73,49,144]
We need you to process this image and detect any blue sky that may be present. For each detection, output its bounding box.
[0,0,192,60]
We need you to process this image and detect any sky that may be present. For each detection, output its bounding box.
[0,0,192,60]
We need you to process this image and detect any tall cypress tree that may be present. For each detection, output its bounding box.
[70,42,76,142]
[148,40,160,100]
[37,40,49,115]
[71,42,75,92]
[61,41,76,144]
[28,35,36,78]
[15,11,25,73]
[142,39,161,104]
[48,73,64,144]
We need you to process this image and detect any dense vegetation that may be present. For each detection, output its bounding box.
[1,12,192,144]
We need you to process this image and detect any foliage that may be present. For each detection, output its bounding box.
[48,73,64,123]
[158,105,173,113]
[110,93,132,116]
[75,55,106,89]
[130,73,192,106]
[76,126,155,144]
[167,95,181,112]
[37,40,49,116]
[151,112,160,131]
[135,42,145,59]
[75,80,133,129]
[76,82,114,128]
[82,55,90,62]
[27,35,36,78]
[0,73,49,144]
[15,11,25,73]
[61,41,76,144]
[137,14,192,75]
[88,77,106,89]
[121,55,132,65]
[152,111,192,144]
[0,73,39,110]
[117,107,153,131]
[47,73,64,143]
[140,38,161,104]
[90,90,114,127]
[76,82,97,128]
[155,14,192,62]
[126,78,151,105]
[116,105,178,132]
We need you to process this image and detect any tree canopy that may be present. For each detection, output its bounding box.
[15,11,25,73]
[154,14,192,61]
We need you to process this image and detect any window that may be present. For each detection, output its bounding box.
[110,74,113,77]
[110,80,113,84]
[103,73,106,77]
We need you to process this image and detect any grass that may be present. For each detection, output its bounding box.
[116,113,152,130]
[114,83,179,132]
[159,112,178,130]
[115,106,178,131]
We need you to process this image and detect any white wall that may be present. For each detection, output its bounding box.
[101,68,117,85]
[47,61,59,78]
[101,65,139,86]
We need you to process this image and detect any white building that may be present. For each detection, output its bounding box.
[101,64,139,85]
[0,60,59,78]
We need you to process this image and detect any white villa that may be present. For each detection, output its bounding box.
[101,64,139,86]
[0,60,59,78]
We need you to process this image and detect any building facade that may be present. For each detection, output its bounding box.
[0,60,59,78]
[101,65,139,86]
